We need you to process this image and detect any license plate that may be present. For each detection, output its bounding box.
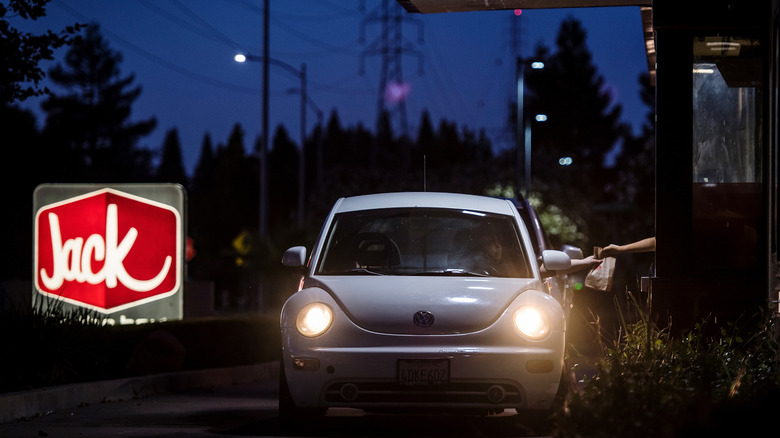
[397,359,450,386]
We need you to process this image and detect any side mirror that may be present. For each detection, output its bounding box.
[560,244,584,260]
[282,246,307,267]
[542,250,571,272]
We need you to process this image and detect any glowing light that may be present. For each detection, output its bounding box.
[234,54,247,63]
[530,61,545,69]
[514,9,522,16]
[535,114,548,122]
[296,303,333,337]
[559,157,573,166]
[513,306,551,339]
[384,81,411,104]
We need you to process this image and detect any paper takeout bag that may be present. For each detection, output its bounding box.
[585,256,616,292]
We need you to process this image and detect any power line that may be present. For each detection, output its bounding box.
[272,17,361,55]
[52,0,257,94]
[359,0,423,137]
[170,0,244,49]
[137,0,240,50]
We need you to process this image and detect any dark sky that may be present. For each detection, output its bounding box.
[14,0,649,175]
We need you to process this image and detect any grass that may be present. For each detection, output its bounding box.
[0,295,280,394]
[554,294,780,437]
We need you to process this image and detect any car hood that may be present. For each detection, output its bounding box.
[314,276,538,335]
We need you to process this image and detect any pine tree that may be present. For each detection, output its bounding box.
[212,124,254,242]
[191,133,216,195]
[525,17,626,246]
[268,125,299,230]
[187,133,218,283]
[155,128,188,186]
[41,23,156,182]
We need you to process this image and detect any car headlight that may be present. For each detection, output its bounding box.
[513,305,551,340]
[296,303,333,337]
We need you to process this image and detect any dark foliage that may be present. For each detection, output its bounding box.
[41,23,157,183]
[0,0,84,102]
[556,300,780,438]
[0,294,279,393]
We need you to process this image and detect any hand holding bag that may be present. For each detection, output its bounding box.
[585,256,616,292]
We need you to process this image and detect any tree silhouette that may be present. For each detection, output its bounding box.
[0,103,40,279]
[268,125,298,231]
[212,124,255,242]
[610,71,655,240]
[188,124,258,305]
[188,133,219,283]
[525,17,627,247]
[41,23,156,182]
[0,0,83,103]
[155,128,189,186]
[191,133,217,196]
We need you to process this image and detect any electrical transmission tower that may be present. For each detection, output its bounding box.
[359,0,423,138]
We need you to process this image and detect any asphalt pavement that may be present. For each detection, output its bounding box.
[0,361,278,424]
[0,361,555,437]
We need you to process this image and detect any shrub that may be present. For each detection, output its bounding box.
[555,296,780,438]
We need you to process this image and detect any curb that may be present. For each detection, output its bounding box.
[0,361,278,424]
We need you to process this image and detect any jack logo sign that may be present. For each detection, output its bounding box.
[34,187,182,314]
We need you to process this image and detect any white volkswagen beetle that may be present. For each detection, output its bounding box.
[279,192,571,420]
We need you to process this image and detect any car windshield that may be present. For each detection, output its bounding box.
[316,207,532,278]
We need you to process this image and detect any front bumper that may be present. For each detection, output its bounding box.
[282,337,565,412]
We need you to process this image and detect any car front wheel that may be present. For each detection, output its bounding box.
[278,359,326,427]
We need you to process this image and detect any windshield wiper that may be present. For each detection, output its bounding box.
[406,269,489,277]
[325,268,388,276]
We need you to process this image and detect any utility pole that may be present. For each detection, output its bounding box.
[260,0,269,237]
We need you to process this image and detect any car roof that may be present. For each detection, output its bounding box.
[334,192,518,216]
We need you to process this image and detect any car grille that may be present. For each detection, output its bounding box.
[323,381,523,406]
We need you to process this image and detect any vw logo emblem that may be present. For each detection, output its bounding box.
[413,310,435,328]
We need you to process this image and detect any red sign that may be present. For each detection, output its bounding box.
[34,188,182,313]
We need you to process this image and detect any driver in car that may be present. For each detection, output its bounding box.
[470,225,506,276]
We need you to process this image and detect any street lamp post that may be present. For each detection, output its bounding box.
[516,57,526,197]
[297,63,306,229]
[516,58,544,197]
[235,54,309,231]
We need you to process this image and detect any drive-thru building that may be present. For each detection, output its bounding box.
[398,0,779,327]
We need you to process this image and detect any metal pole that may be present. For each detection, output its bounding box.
[516,57,526,197]
[316,110,323,184]
[260,0,269,236]
[525,124,532,195]
[298,63,306,229]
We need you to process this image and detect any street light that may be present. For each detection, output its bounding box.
[516,58,545,196]
[234,53,308,230]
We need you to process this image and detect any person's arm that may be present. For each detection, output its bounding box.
[541,255,602,276]
[562,255,601,274]
[601,237,656,257]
